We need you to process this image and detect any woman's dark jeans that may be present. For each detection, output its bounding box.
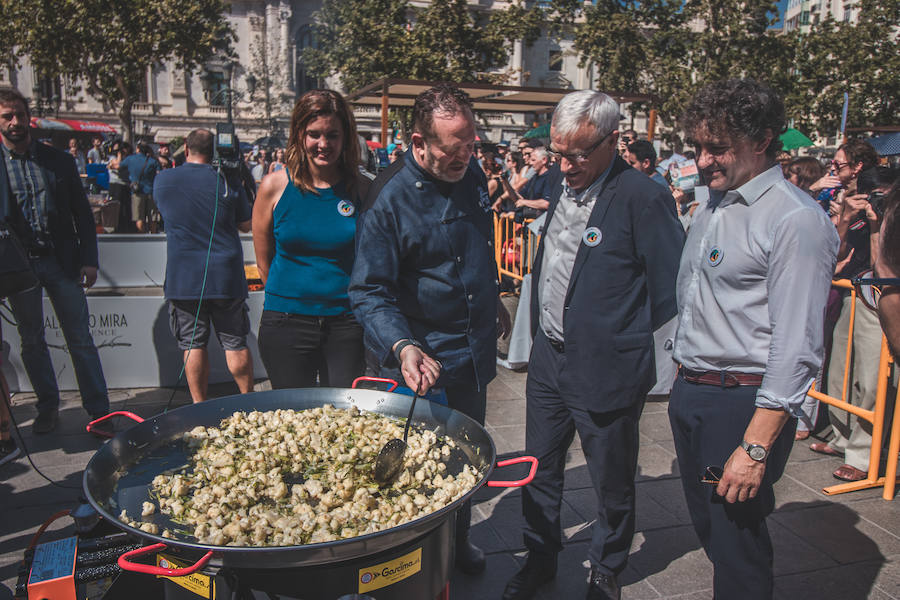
[257,311,365,389]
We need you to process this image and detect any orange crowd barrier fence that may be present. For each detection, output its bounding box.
[494,213,540,282]
[806,278,900,500]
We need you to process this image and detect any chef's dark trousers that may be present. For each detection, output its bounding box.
[522,331,643,575]
[668,374,796,600]
[445,377,487,541]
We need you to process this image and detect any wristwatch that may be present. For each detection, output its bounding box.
[393,339,422,362]
[741,440,768,462]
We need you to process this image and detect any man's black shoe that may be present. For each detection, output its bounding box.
[32,410,58,434]
[88,414,115,439]
[586,568,620,600]
[501,553,557,600]
[455,537,486,575]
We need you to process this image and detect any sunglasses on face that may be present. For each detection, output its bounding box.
[852,269,900,311]
[699,466,723,485]
[831,160,850,169]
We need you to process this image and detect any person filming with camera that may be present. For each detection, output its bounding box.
[153,129,254,403]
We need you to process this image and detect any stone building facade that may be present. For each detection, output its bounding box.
[2,0,649,146]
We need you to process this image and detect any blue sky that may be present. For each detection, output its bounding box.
[773,0,789,28]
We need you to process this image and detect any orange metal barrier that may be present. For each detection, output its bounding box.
[494,213,539,281]
[807,278,900,499]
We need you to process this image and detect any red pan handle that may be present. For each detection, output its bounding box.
[351,376,399,392]
[86,411,145,437]
[486,456,538,488]
[117,543,214,576]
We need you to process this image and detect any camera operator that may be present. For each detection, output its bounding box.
[815,166,898,481]
[617,128,638,155]
[480,143,506,212]
[153,129,254,403]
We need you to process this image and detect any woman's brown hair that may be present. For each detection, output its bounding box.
[285,89,361,196]
[787,156,825,191]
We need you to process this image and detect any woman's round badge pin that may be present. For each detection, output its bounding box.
[582,227,602,247]
[707,247,724,267]
[337,200,356,217]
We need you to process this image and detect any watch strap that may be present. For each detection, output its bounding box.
[393,339,421,362]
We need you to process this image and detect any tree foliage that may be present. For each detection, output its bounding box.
[303,0,542,92]
[555,0,897,136]
[787,0,900,136]
[3,0,234,142]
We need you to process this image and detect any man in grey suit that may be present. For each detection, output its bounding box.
[503,90,684,600]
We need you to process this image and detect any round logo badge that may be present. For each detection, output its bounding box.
[707,246,724,267]
[582,227,602,247]
[337,200,355,217]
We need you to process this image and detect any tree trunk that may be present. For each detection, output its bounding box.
[118,102,134,144]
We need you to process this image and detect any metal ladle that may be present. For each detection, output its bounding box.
[372,387,420,485]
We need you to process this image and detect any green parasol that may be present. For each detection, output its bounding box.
[779,128,814,150]
[523,123,550,139]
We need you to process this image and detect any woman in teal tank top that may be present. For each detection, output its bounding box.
[252,90,368,388]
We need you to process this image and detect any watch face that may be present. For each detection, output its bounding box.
[749,445,767,461]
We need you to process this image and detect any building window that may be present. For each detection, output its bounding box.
[206,71,227,106]
[549,50,563,72]
[800,10,810,24]
[295,24,320,95]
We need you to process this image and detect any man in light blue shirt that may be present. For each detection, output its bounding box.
[670,79,838,600]
[121,143,159,232]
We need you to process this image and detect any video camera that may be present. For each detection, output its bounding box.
[213,122,242,170]
[212,122,259,202]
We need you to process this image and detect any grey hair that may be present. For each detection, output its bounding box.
[531,146,548,161]
[551,90,620,140]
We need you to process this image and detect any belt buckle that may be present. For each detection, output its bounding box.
[720,371,740,388]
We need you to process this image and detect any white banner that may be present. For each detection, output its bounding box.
[2,292,267,392]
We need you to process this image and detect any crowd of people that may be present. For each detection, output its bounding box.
[2,77,900,600]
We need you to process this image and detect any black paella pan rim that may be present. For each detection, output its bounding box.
[82,387,501,569]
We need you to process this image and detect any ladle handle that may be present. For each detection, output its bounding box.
[401,388,420,442]
[117,543,214,576]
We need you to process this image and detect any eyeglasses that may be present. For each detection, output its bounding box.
[831,160,850,170]
[699,466,723,485]
[548,130,613,165]
[852,269,900,311]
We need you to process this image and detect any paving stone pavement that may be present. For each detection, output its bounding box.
[2,369,899,599]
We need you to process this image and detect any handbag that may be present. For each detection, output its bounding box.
[0,219,39,298]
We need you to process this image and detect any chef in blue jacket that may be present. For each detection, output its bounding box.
[349,83,510,576]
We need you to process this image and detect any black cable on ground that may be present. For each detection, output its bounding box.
[1,363,80,491]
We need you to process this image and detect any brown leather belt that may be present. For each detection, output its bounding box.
[680,367,763,388]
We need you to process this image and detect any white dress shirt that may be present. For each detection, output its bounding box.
[672,165,839,420]
[538,173,608,342]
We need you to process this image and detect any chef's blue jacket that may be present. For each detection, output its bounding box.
[349,151,498,391]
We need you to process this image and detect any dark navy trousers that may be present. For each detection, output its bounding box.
[668,374,796,600]
[522,331,643,575]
